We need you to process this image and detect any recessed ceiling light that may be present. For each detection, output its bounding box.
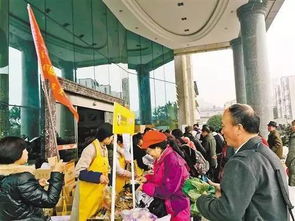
[177,2,184,6]
[181,17,187,21]
[184,29,189,32]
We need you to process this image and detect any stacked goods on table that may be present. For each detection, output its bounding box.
[90,186,133,220]
[55,161,75,216]
[182,178,216,216]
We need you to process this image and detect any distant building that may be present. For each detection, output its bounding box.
[194,81,201,121]
[274,75,295,120]
[122,77,130,105]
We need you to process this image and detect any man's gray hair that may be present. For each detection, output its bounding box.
[227,103,260,134]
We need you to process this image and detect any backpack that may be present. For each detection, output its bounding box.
[180,144,209,176]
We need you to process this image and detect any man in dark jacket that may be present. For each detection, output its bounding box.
[201,125,217,169]
[267,120,283,159]
[196,104,289,221]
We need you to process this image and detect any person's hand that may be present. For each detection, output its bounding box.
[137,183,143,191]
[137,176,147,183]
[208,179,221,198]
[147,170,154,175]
[39,178,48,187]
[100,175,109,184]
[52,160,64,173]
[125,159,131,164]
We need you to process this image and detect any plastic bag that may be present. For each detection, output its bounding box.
[182,178,215,216]
[121,208,157,221]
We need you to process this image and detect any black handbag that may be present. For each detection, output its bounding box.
[148,197,168,218]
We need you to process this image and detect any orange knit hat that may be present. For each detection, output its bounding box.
[142,130,167,149]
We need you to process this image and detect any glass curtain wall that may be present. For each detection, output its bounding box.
[3,0,176,140]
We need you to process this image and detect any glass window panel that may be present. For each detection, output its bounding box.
[109,64,123,98]
[95,64,110,86]
[120,67,130,105]
[8,47,22,106]
[73,0,95,84]
[150,74,156,112]
[93,0,108,64]
[127,31,141,71]
[106,9,120,64]
[128,73,139,119]
[154,80,166,107]
[164,60,176,83]
[46,0,75,79]
[165,83,177,103]
[76,66,96,90]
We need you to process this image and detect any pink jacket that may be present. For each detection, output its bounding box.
[142,146,190,219]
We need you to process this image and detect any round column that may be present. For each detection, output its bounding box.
[59,60,75,141]
[237,1,272,137]
[137,67,152,125]
[21,40,40,139]
[0,0,9,137]
[230,37,247,104]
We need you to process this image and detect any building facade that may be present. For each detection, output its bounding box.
[274,75,295,120]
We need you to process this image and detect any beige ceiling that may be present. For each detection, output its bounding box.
[103,0,284,53]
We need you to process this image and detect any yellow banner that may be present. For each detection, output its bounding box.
[113,102,135,134]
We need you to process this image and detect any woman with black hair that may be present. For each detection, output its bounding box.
[132,133,149,176]
[0,136,64,221]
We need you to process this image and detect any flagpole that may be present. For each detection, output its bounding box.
[111,134,118,221]
[130,136,136,209]
[40,75,60,160]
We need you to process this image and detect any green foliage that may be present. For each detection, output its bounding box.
[152,101,178,129]
[207,114,222,131]
[9,106,21,136]
[278,124,292,146]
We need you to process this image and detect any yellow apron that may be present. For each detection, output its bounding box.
[115,153,129,193]
[134,160,144,177]
[78,139,109,221]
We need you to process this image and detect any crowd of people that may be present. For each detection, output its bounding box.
[0,103,295,221]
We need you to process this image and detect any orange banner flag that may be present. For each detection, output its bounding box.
[27,4,79,121]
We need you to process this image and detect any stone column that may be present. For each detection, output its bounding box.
[237,1,272,137]
[58,60,75,141]
[21,41,40,139]
[137,67,152,125]
[174,54,196,127]
[0,0,9,137]
[230,37,247,104]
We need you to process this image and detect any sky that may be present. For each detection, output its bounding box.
[192,0,295,107]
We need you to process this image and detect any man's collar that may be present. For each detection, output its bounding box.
[235,136,261,154]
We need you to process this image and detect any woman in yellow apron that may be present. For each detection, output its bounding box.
[70,123,113,221]
[115,135,132,194]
